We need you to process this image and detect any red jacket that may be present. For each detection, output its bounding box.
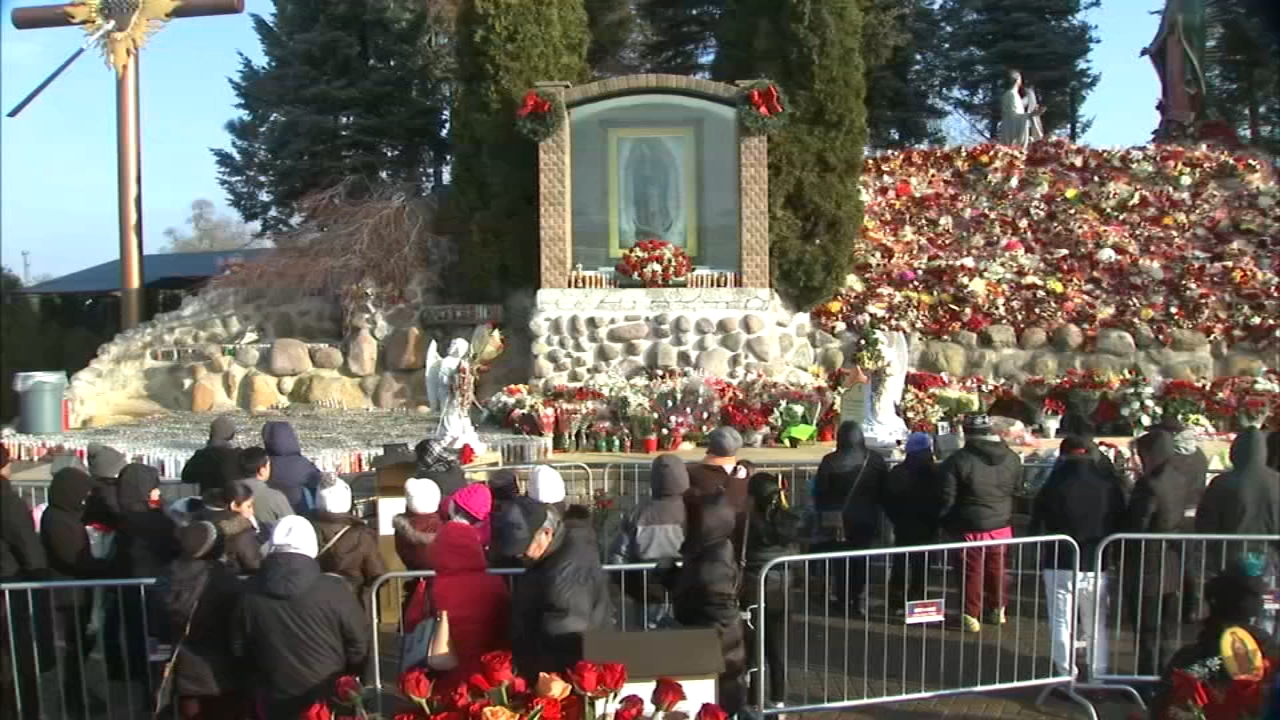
[430,522,511,688]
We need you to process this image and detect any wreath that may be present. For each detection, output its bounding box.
[737,80,788,135]
[615,239,693,287]
[514,88,565,143]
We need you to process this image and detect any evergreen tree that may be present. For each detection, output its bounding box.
[715,0,867,309]
[451,0,589,299]
[213,0,451,234]
[864,0,948,148]
[586,0,637,75]
[1205,0,1280,150]
[634,0,724,75]
[939,0,1100,142]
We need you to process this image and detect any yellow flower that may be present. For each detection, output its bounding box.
[1161,216,1176,226]
[979,154,992,165]
[967,277,988,295]
[535,673,572,700]
[920,293,936,305]
[1139,307,1155,320]
[1064,188,1080,200]
[483,707,521,720]
[1046,279,1065,294]
[825,300,844,314]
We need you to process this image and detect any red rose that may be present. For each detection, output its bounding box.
[651,677,685,712]
[469,673,494,694]
[695,704,727,720]
[529,697,562,720]
[396,713,423,720]
[335,675,363,704]
[301,702,333,720]
[467,699,491,720]
[1170,669,1210,708]
[567,661,601,695]
[598,663,627,694]
[481,651,515,685]
[614,695,645,720]
[402,668,433,701]
[432,713,466,720]
[560,695,584,720]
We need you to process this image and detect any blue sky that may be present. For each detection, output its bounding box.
[0,0,1162,279]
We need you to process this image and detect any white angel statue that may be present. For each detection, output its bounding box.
[424,338,486,453]
[862,329,910,448]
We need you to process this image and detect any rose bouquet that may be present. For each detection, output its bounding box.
[614,240,693,288]
[1155,653,1274,720]
[1116,370,1158,433]
[902,385,944,433]
[1160,379,1210,427]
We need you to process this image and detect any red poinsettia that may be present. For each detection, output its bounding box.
[517,90,553,118]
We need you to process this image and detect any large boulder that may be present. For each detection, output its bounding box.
[269,338,313,376]
[696,348,732,376]
[247,374,283,411]
[346,328,378,376]
[311,346,344,370]
[301,375,369,408]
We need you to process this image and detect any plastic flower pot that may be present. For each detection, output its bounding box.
[642,436,659,453]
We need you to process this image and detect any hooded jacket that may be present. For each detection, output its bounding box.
[510,513,612,678]
[82,444,127,529]
[160,553,245,697]
[813,423,891,538]
[197,506,263,574]
[609,455,688,564]
[1124,432,1192,595]
[1194,430,1280,570]
[40,467,113,591]
[114,464,180,579]
[394,512,442,571]
[741,474,802,605]
[882,449,943,542]
[310,510,385,607]
[231,552,369,714]
[262,422,323,513]
[938,435,1022,534]
[429,523,510,688]
[180,418,242,496]
[1156,421,1210,511]
[1028,451,1127,570]
[0,475,45,581]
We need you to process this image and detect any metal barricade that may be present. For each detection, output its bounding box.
[1079,532,1280,696]
[476,462,595,503]
[2,577,161,720]
[752,535,1097,718]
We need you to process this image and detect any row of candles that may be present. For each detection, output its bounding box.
[567,270,745,289]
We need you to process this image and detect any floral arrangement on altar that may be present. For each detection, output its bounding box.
[737,80,788,135]
[810,141,1279,350]
[515,89,566,143]
[1153,646,1274,720]
[614,240,694,288]
[303,657,719,720]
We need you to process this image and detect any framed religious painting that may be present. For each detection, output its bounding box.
[607,127,699,258]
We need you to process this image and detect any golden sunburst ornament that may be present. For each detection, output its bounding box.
[63,0,182,75]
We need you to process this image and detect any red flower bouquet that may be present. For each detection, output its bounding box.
[615,239,693,288]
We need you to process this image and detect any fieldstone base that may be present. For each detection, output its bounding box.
[528,288,844,388]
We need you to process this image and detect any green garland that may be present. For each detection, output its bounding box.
[737,80,789,135]
[514,89,566,143]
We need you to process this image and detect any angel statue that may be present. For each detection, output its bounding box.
[862,329,910,449]
[425,338,486,453]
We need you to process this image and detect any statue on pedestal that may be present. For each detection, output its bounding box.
[862,329,910,448]
[1142,0,1211,142]
[425,338,486,453]
[999,70,1046,148]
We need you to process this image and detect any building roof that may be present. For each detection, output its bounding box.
[19,248,273,295]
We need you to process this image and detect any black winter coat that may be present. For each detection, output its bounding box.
[938,437,1022,534]
[231,552,369,716]
[1028,455,1126,570]
[180,445,242,497]
[262,422,323,513]
[510,523,612,678]
[813,423,890,539]
[1194,429,1280,574]
[41,468,114,607]
[1124,432,1192,596]
[0,478,45,581]
[882,451,943,543]
[114,464,180,579]
[159,557,245,697]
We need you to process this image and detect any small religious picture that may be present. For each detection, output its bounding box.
[609,127,698,257]
[1219,626,1264,680]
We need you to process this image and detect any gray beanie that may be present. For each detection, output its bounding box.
[87,444,128,479]
[708,427,743,458]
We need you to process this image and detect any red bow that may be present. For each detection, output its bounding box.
[517,90,552,118]
[748,84,784,117]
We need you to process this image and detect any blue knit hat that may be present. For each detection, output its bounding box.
[905,432,933,454]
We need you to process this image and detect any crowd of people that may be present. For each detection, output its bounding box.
[1,413,1278,719]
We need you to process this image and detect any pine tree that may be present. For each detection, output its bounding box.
[939,0,1100,142]
[1204,0,1280,150]
[451,0,589,299]
[634,0,725,74]
[716,0,867,309]
[864,0,948,148]
[586,0,637,75]
[213,0,451,234]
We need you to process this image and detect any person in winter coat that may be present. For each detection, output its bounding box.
[1154,417,1210,510]
[236,446,294,535]
[0,446,47,720]
[938,414,1023,632]
[741,472,801,709]
[1124,430,1194,677]
[394,478,444,572]
[811,421,890,614]
[159,521,249,719]
[528,465,568,512]
[608,455,688,628]
[686,427,750,517]
[882,432,942,609]
[447,482,493,547]
[232,516,369,718]
[40,467,113,716]
[414,438,467,498]
[197,482,264,574]
[312,475,385,609]
[1028,436,1127,679]
[262,421,323,513]
[495,497,611,679]
[82,443,128,527]
[487,471,523,567]
[673,492,747,715]
[1267,430,1279,473]
[428,522,511,688]
[180,416,242,498]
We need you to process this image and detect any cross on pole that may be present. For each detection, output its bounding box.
[10,0,245,330]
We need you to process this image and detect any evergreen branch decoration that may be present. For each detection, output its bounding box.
[737,79,789,135]
[514,88,566,143]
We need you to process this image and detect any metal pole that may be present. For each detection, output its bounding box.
[117,54,143,329]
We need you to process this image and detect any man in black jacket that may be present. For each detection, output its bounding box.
[0,446,47,720]
[494,497,611,679]
[938,414,1022,632]
[180,415,242,497]
[1029,436,1127,679]
[231,516,369,718]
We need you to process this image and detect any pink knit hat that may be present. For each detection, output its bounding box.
[450,483,492,522]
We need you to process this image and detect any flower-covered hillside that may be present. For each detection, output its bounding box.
[812,140,1279,351]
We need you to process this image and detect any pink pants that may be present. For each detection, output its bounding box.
[959,526,1013,618]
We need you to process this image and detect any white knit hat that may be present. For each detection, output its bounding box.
[269,515,319,558]
[317,476,353,514]
[528,465,566,505]
[405,477,441,515]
